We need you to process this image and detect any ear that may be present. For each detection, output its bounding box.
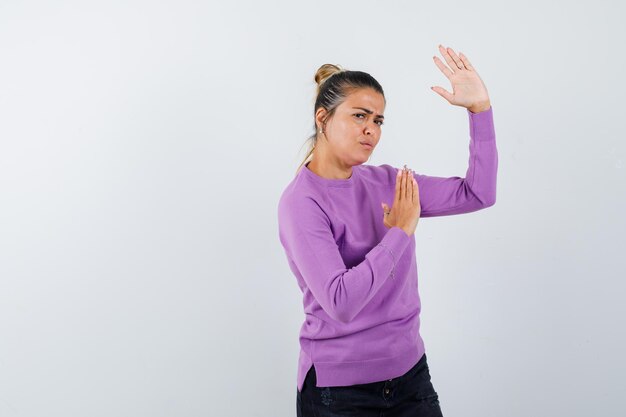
[315,107,328,130]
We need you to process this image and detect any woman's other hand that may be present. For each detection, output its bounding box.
[381,166,421,237]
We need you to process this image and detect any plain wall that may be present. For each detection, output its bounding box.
[0,0,624,416]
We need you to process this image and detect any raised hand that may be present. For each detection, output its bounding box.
[431,44,491,113]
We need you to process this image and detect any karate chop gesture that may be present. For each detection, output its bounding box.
[431,45,491,113]
[381,166,421,237]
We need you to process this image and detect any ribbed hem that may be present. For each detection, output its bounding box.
[299,337,425,391]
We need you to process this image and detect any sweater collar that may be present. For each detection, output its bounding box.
[301,161,359,188]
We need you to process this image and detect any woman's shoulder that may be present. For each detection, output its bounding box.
[277,173,327,218]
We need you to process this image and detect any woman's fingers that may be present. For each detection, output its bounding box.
[397,166,420,203]
[459,52,474,71]
[400,169,406,201]
[433,56,453,80]
[445,46,464,70]
[403,168,409,201]
[400,168,405,201]
[406,169,412,201]
[438,44,460,72]
[394,169,402,203]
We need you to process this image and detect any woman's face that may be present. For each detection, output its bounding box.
[317,88,386,166]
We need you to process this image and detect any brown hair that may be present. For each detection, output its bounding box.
[295,64,386,175]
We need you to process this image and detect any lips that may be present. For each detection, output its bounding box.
[360,142,373,149]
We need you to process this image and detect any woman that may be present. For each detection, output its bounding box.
[277,44,497,417]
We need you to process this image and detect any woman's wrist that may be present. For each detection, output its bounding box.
[468,101,491,114]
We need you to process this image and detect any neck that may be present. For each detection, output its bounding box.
[307,156,353,180]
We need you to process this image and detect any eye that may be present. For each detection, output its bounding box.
[354,113,384,126]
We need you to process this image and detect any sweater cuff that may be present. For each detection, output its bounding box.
[467,106,495,142]
[378,226,411,262]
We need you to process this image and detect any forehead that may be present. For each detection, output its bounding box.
[342,88,385,114]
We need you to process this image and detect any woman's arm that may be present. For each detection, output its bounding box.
[409,46,497,216]
[278,195,411,324]
[409,106,497,217]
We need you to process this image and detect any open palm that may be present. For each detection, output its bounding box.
[431,45,491,113]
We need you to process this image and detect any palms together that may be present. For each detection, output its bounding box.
[431,45,491,112]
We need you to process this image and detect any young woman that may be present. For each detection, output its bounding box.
[277,45,497,417]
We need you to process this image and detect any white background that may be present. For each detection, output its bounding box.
[0,1,624,416]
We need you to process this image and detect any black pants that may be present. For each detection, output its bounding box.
[297,353,443,417]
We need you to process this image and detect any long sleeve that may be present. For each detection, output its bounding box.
[278,195,411,324]
[412,106,498,217]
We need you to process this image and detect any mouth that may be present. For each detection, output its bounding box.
[360,142,373,149]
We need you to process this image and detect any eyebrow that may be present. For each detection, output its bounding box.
[352,107,384,119]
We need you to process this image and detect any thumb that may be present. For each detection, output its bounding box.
[431,86,454,103]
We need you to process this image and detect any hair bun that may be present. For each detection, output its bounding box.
[314,64,345,89]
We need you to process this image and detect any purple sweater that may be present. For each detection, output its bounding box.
[278,107,497,392]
